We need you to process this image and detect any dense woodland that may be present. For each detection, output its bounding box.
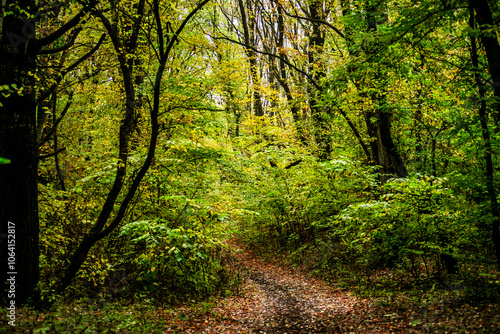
[1,0,500,332]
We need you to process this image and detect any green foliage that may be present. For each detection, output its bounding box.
[0,83,20,102]
[235,148,378,257]
[0,157,11,165]
[334,176,471,276]
[234,150,498,299]
[15,300,167,333]
[118,220,228,298]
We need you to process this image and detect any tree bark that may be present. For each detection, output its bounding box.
[269,0,307,143]
[308,0,332,161]
[470,0,500,127]
[0,0,39,305]
[0,0,95,305]
[469,3,500,270]
[238,0,264,116]
[363,1,408,179]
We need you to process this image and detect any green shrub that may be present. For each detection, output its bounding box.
[334,176,476,278]
[118,219,228,299]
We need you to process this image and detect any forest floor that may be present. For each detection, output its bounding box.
[159,240,500,333]
[9,239,500,333]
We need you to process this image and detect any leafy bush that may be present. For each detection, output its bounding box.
[333,176,478,279]
[118,219,229,300]
[236,154,377,256]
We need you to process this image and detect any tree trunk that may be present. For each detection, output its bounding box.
[363,2,408,179]
[56,1,143,293]
[373,96,408,178]
[308,0,332,160]
[469,3,500,270]
[55,0,211,294]
[341,0,407,176]
[470,0,500,127]
[0,0,40,305]
[271,0,307,144]
[238,0,264,116]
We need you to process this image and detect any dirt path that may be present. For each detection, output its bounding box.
[236,259,343,333]
[166,242,369,333]
[164,241,500,333]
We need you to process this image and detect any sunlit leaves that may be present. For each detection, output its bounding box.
[0,157,11,165]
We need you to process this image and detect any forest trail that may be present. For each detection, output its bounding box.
[167,240,361,333]
[159,240,492,334]
[11,238,500,333]
[215,241,347,333]
[163,239,499,334]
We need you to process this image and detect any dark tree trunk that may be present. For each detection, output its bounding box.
[270,0,307,144]
[340,0,407,176]
[470,0,500,127]
[375,97,408,178]
[0,0,40,305]
[363,2,408,179]
[364,109,380,164]
[469,3,500,270]
[308,0,332,161]
[56,0,144,293]
[238,0,264,117]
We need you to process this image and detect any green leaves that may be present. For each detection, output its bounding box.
[0,83,22,100]
[119,219,227,297]
[0,157,11,165]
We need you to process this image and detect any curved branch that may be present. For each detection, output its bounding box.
[34,7,90,50]
[163,0,211,64]
[38,147,66,160]
[153,0,165,59]
[36,33,106,104]
[38,92,74,146]
[38,27,82,55]
[55,0,212,296]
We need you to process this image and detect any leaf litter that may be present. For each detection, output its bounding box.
[160,239,500,333]
[13,239,500,333]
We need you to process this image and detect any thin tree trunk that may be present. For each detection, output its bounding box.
[363,2,407,179]
[52,93,66,191]
[56,0,144,293]
[308,0,332,160]
[271,0,306,143]
[55,0,211,294]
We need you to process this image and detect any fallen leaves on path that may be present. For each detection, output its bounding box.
[161,240,500,333]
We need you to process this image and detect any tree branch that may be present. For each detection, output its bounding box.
[34,7,89,50]
[39,92,74,146]
[37,27,82,55]
[37,147,66,160]
[276,1,345,40]
[212,35,322,90]
[37,33,106,104]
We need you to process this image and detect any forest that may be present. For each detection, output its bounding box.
[1,0,500,332]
